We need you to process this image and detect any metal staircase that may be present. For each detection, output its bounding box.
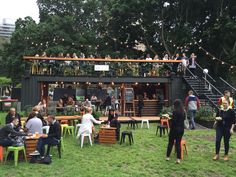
[183,63,236,110]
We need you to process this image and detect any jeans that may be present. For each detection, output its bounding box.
[0,138,14,147]
[166,129,184,159]
[37,137,60,156]
[215,126,231,155]
[188,110,196,129]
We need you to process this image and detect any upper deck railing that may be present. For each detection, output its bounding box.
[23,56,182,77]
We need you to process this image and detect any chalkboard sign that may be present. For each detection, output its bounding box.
[125,88,134,102]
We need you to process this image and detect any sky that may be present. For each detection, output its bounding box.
[0,0,39,24]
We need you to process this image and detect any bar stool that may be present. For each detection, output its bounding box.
[0,146,4,163]
[60,120,69,136]
[120,131,134,145]
[174,139,188,160]
[156,124,168,137]
[4,146,27,166]
[80,133,92,148]
[64,126,75,137]
[160,118,169,129]
[127,120,138,129]
[141,120,150,129]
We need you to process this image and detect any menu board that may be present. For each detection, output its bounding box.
[125,88,134,102]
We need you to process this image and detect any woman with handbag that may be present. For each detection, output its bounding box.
[213,100,235,161]
[166,99,185,164]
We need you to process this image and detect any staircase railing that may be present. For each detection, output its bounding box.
[195,63,216,83]
[216,77,236,94]
[185,65,223,109]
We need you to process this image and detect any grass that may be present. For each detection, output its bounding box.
[1,113,236,176]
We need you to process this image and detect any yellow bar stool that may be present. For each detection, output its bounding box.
[64,126,75,137]
[4,146,27,166]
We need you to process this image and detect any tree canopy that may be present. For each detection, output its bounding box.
[0,0,236,83]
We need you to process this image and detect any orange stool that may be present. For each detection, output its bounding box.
[161,119,169,129]
[175,139,188,160]
[0,146,3,163]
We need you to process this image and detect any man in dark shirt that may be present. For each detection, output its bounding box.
[33,115,61,157]
[0,117,28,147]
[5,108,22,131]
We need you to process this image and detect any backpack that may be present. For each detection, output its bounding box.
[40,155,52,165]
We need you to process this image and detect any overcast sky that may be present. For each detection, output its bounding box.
[0,0,39,24]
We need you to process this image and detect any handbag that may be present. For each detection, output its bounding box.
[213,121,218,129]
[184,110,189,129]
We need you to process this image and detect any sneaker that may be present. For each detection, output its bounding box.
[213,154,219,160]
[29,150,40,156]
[224,155,229,161]
[166,157,170,161]
[176,159,181,164]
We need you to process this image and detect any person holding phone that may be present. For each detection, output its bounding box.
[213,100,235,161]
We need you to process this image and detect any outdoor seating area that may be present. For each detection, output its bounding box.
[0,0,236,176]
[1,119,236,176]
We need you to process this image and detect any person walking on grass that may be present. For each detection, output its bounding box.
[166,99,185,164]
[185,90,200,130]
[213,100,235,161]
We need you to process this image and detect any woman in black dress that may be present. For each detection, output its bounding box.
[213,100,235,161]
[166,99,185,164]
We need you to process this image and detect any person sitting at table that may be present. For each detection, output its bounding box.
[5,107,22,131]
[38,98,47,116]
[84,98,92,108]
[91,95,97,106]
[56,98,65,114]
[0,117,30,147]
[31,115,61,157]
[110,110,121,141]
[26,106,47,126]
[67,96,75,106]
[107,109,118,122]
[25,112,43,134]
[76,107,103,139]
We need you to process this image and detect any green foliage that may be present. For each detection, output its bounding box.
[0,77,12,86]
[160,106,172,115]
[196,106,215,121]
[92,111,102,119]
[1,0,236,82]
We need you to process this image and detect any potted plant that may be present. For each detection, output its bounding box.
[195,106,216,128]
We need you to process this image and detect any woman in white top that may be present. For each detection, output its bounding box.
[77,107,103,138]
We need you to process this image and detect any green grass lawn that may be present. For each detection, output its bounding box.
[1,114,236,176]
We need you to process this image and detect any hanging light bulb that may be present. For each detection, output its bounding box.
[206,52,209,55]
[230,66,234,69]
[222,62,225,64]
[213,57,216,60]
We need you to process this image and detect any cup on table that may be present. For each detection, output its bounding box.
[35,132,39,138]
